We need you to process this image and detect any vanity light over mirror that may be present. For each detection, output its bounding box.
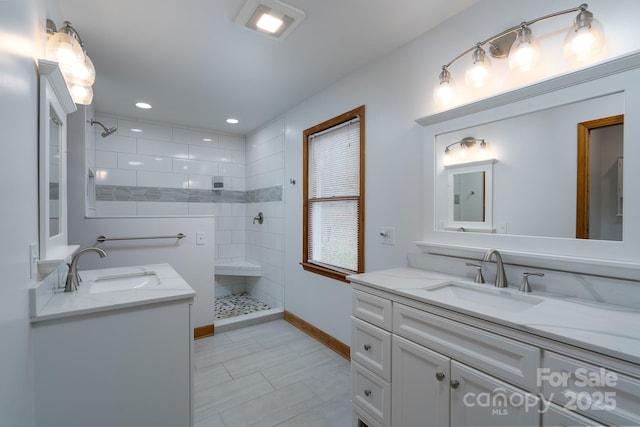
[435,91,623,240]
[419,51,640,273]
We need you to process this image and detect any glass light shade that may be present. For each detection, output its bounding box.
[465,46,492,87]
[46,31,84,70]
[433,71,456,108]
[508,27,543,73]
[564,13,605,65]
[69,83,93,105]
[68,54,96,86]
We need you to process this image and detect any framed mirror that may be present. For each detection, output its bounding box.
[38,60,76,265]
[442,159,494,232]
[418,51,640,276]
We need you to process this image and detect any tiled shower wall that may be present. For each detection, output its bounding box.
[245,118,285,310]
[90,114,283,302]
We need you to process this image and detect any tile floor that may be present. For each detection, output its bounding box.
[194,319,352,427]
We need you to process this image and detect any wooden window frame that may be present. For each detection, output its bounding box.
[302,105,365,282]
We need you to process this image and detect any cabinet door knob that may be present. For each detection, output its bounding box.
[435,372,445,382]
[450,380,460,389]
[364,389,372,397]
[363,344,371,351]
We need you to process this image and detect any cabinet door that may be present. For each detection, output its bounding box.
[392,335,450,427]
[543,403,605,426]
[450,361,541,427]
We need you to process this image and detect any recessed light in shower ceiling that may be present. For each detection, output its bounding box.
[135,102,152,109]
[235,0,305,39]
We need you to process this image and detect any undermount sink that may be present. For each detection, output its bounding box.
[420,281,544,312]
[88,271,160,294]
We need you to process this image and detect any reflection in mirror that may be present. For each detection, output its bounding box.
[442,159,494,232]
[576,115,624,241]
[453,171,485,222]
[435,91,623,240]
[49,109,62,237]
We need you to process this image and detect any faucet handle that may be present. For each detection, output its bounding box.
[465,262,485,283]
[519,272,544,293]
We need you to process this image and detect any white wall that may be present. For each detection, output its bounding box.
[0,0,52,425]
[279,0,640,345]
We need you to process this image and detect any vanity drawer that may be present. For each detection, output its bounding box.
[352,290,392,331]
[542,351,640,426]
[393,303,540,390]
[543,402,605,426]
[351,316,392,381]
[351,361,391,427]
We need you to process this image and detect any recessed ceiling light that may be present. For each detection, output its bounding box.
[135,102,152,109]
[226,118,239,124]
[235,0,305,39]
[130,128,143,133]
[256,13,283,33]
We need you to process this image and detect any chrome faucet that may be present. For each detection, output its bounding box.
[482,249,508,288]
[64,247,107,292]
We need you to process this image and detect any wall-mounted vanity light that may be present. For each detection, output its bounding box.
[434,3,605,108]
[45,19,95,105]
[443,137,490,165]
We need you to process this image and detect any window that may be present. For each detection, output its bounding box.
[302,105,365,282]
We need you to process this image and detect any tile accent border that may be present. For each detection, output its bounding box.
[96,185,282,203]
[284,310,351,361]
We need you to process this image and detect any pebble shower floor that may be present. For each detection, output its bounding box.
[214,292,271,320]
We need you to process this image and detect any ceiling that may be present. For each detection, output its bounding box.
[56,0,477,135]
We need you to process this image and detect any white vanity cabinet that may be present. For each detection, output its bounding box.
[350,279,640,427]
[32,299,193,427]
[391,305,540,427]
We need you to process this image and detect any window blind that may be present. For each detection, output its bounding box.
[307,118,360,272]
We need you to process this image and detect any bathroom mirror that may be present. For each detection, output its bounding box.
[38,60,76,263]
[434,91,623,240]
[419,51,640,272]
[48,109,62,237]
[442,159,494,232]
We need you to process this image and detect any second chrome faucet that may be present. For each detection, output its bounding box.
[482,248,508,288]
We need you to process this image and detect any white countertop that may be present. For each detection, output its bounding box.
[31,263,195,323]
[348,267,640,366]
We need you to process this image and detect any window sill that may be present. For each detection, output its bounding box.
[301,262,355,283]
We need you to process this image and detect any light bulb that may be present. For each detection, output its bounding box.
[564,8,605,65]
[508,26,542,73]
[69,54,96,86]
[46,31,84,69]
[70,83,93,105]
[433,67,456,108]
[465,45,492,87]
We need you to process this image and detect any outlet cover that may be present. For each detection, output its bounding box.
[379,227,395,245]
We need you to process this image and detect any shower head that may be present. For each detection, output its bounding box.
[89,119,117,138]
